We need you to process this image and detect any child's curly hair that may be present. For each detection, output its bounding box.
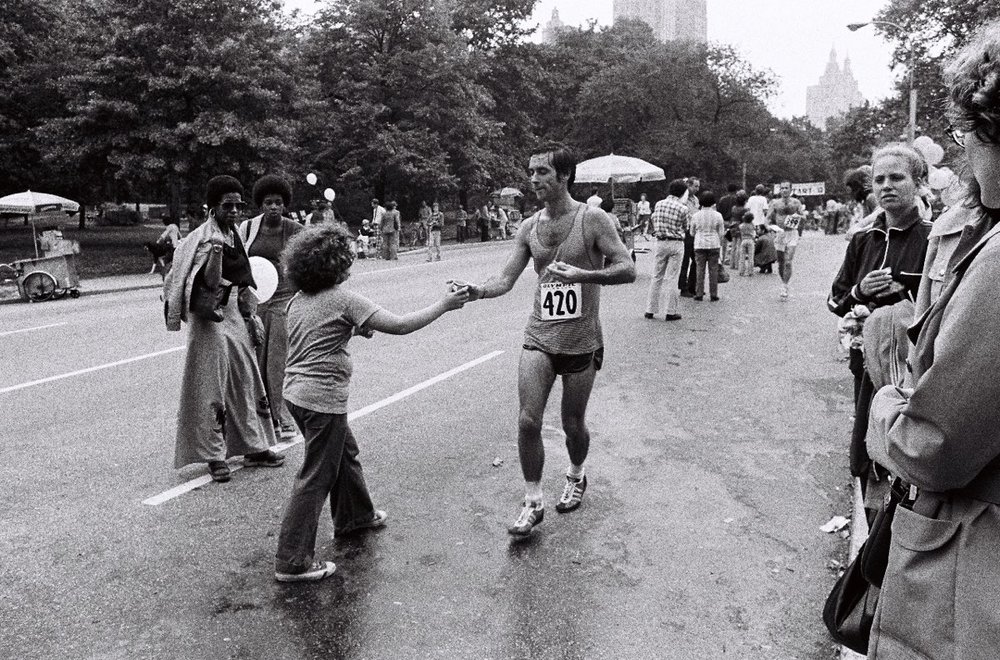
[282,224,355,294]
[946,20,1000,143]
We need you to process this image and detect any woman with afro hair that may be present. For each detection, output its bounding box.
[273,224,468,582]
[164,175,284,483]
[239,174,303,440]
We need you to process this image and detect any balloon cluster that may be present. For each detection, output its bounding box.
[305,172,336,202]
[913,136,957,191]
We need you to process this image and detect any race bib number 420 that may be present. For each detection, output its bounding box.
[539,282,582,321]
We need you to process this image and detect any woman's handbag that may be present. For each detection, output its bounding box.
[188,266,228,322]
[823,542,879,654]
[717,262,730,283]
[861,477,909,588]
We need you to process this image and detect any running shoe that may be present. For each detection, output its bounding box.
[275,561,336,583]
[556,475,587,513]
[508,502,544,536]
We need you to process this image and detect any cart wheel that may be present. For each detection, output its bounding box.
[70,289,81,298]
[22,270,57,302]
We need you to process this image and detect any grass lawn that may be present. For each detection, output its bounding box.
[0,223,163,279]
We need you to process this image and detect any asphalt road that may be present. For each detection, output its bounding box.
[1,233,856,659]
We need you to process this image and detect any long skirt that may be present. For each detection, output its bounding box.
[174,292,277,467]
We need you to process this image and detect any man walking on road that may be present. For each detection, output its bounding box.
[449,143,636,537]
[644,179,690,321]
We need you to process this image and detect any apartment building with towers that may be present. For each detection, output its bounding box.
[612,0,707,43]
[806,48,865,129]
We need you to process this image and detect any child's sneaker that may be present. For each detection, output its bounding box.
[275,561,336,583]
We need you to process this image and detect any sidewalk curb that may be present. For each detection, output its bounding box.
[0,238,506,305]
[840,477,869,660]
[0,282,162,305]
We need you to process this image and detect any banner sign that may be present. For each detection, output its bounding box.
[774,182,826,196]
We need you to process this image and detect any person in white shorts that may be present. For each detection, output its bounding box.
[768,182,804,299]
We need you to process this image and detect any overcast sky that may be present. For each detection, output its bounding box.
[284,0,900,119]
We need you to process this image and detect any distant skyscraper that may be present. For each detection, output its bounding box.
[542,8,567,44]
[806,48,866,129]
[612,0,707,44]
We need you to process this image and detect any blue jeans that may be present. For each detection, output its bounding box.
[275,402,377,574]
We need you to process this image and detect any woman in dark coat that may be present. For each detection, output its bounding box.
[864,21,1000,658]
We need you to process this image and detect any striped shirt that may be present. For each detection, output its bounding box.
[651,196,690,240]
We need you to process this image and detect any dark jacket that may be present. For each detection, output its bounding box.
[827,206,930,317]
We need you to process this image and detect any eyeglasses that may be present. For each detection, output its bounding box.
[220,201,247,212]
[946,125,966,148]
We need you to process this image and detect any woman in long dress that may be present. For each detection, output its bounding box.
[163,175,284,483]
[239,175,303,440]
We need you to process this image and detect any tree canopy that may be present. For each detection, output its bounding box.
[1,0,853,221]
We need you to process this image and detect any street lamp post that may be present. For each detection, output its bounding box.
[847,20,916,144]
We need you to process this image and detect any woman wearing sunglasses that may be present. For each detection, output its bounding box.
[863,22,1000,658]
[164,175,284,483]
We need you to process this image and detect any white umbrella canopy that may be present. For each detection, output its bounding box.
[575,153,665,184]
[493,187,523,197]
[0,190,80,215]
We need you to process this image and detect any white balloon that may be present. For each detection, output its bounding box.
[928,167,952,190]
[249,256,279,303]
[924,142,945,166]
[323,188,335,201]
[913,135,934,150]
[306,173,317,186]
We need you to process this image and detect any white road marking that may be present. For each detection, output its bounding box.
[0,346,185,395]
[0,322,68,338]
[142,350,505,506]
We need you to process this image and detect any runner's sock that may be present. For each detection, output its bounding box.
[525,482,543,507]
[567,464,585,481]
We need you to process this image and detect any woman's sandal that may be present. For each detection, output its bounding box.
[208,460,231,483]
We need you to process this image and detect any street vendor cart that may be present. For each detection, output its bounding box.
[611,198,637,260]
[0,191,83,301]
[576,154,664,262]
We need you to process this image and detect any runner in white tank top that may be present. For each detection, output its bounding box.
[447,143,636,537]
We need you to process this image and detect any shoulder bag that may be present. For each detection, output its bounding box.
[189,265,229,322]
[823,541,879,654]
[861,477,910,588]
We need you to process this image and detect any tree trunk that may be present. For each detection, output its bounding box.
[78,203,86,230]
